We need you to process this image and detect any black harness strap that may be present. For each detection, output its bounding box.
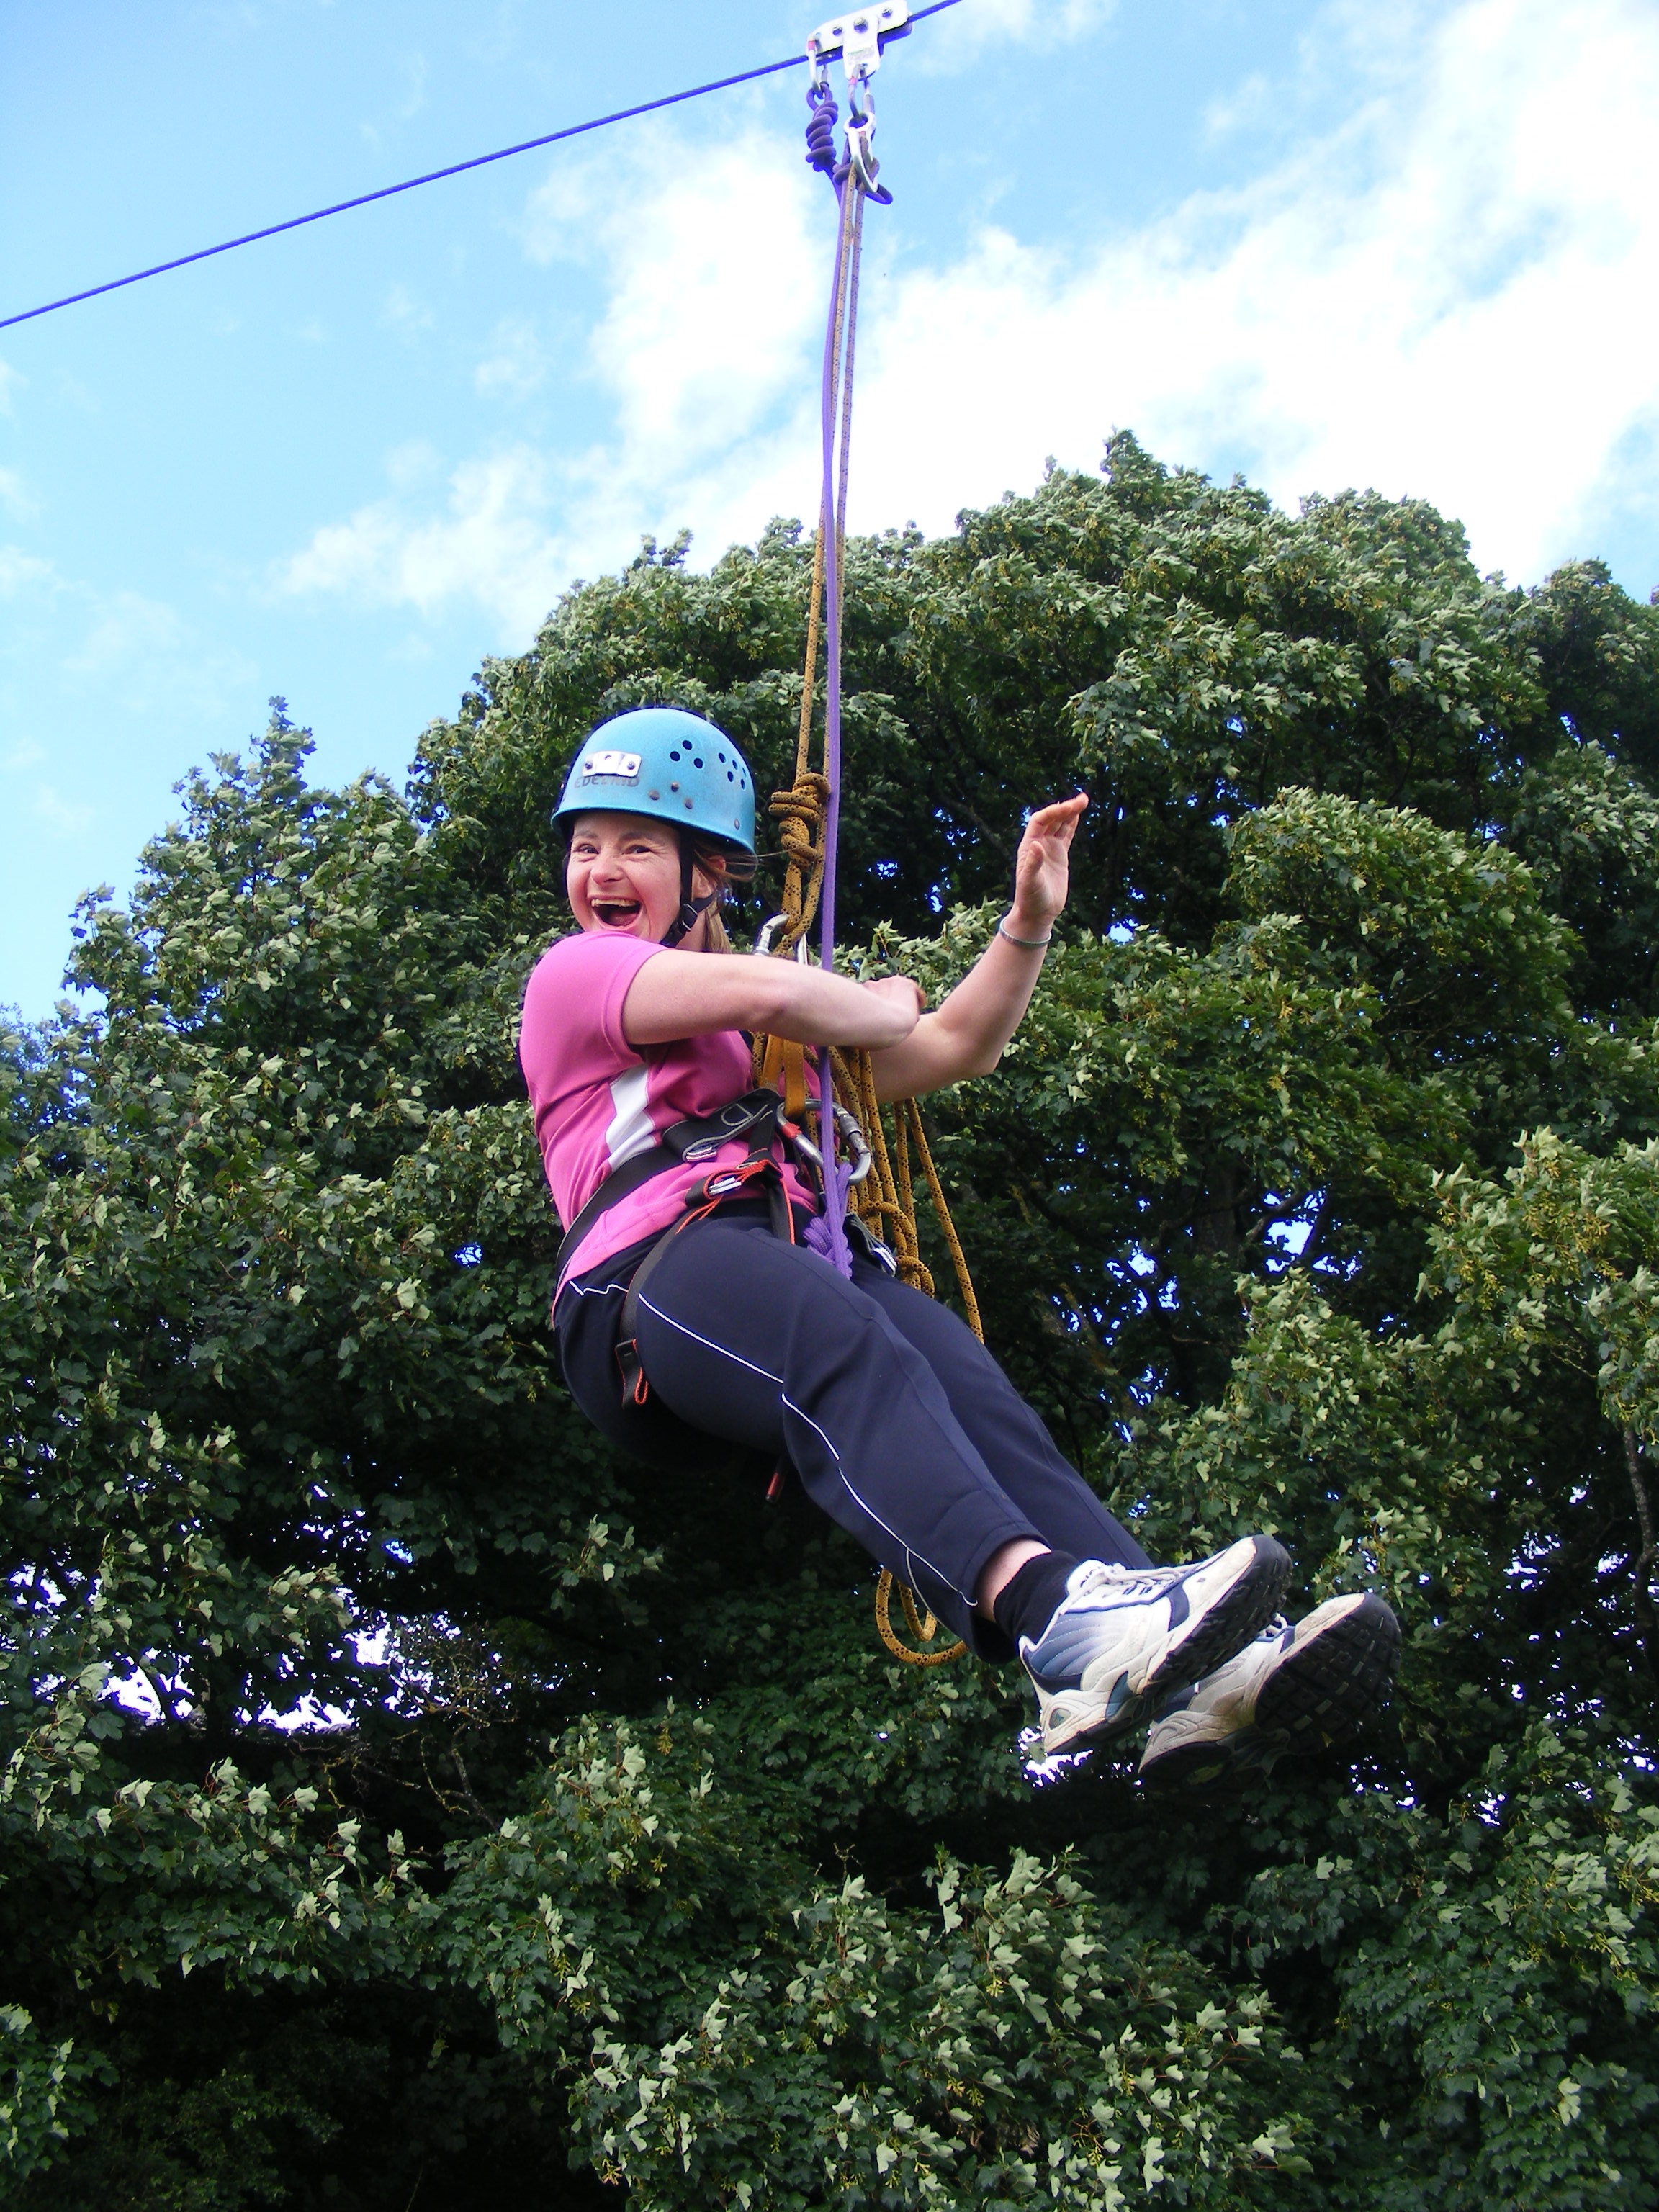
[553,1087,799,1410]
[554,1088,788,1282]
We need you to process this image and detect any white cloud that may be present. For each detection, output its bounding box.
[474,318,547,400]
[0,729,91,837]
[0,358,22,415]
[276,446,565,636]
[839,0,1659,585]
[0,545,55,596]
[1202,69,1274,142]
[67,592,184,675]
[19,570,259,719]
[908,0,1117,68]
[385,439,444,490]
[381,284,433,338]
[280,124,827,636]
[275,0,1659,640]
[0,469,35,518]
[518,124,824,471]
[356,47,428,150]
[396,50,427,122]
[33,785,94,835]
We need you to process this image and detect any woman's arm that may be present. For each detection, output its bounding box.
[622,790,1084,1077]
[867,794,1087,1102]
[623,945,922,1053]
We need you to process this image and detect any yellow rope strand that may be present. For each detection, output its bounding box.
[904,1098,984,1344]
[750,181,973,1669]
[795,521,824,783]
[874,1569,963,1665]
[760,174,858,970]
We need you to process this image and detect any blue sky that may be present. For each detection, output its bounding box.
[4,0,1657,1021]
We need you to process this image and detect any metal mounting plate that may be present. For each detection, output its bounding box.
[806,1,910,81]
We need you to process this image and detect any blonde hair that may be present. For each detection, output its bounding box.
[685,832,756,956]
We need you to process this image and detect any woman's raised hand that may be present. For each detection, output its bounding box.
[1010,793,1088,935]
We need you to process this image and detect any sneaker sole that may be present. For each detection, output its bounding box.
[1141,1593,1401,1792]
[1254,1591,1401,1740]
[1040,1534,1292,1755]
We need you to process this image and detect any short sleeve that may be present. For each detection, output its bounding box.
[519,931,662,1106]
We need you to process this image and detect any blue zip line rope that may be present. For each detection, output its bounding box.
[0,0,962,335]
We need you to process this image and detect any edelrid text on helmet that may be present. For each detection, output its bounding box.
[552,707,756,860]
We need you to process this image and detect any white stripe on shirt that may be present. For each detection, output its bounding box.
[604,1063,657,1170]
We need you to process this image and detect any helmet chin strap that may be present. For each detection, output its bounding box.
[660,834,716,948]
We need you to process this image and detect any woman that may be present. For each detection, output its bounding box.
[521,709,1398,1786]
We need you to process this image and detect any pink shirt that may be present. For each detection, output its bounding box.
[520,932,813,1292]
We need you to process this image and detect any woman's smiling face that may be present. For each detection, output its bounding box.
[566,811,716,944]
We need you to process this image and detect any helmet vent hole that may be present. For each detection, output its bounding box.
[693,757,703,769]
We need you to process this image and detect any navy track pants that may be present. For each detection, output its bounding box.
[554,1204,1151,1656]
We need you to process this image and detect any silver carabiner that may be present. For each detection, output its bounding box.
[754,914,814,964]
[845,69,890,199]
[791,1101,873,1185]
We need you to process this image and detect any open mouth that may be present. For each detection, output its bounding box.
[590,899,644,930]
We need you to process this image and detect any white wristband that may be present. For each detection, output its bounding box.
[999,917,1053,950]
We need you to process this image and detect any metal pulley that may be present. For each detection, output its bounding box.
[806,2,911,83]
[807,1,908,196]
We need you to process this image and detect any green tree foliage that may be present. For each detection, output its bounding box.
[3,436,1657,2208]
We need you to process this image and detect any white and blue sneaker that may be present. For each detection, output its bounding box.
[1138,1592,1401,1791]
[1019,1536,1292,1756]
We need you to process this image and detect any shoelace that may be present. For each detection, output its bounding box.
[1069,1560,1191,1605]
[1209,1615,1292,1679]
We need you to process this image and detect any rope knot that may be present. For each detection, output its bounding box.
[770,774,830,867]
[804,82,838,174]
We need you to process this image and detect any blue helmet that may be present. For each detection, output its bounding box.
[553,708,759,947]
[552,708,757,860]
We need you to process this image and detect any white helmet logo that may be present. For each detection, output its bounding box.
[581,750,642,781]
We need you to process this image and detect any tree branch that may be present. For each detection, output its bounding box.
[1295,1191,1332,1272]
[953,798,1015,864]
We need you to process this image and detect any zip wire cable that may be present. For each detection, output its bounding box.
[0,0,963,334]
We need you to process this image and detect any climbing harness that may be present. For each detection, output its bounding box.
[552,1089,789,1286]
[754,9,981,1666]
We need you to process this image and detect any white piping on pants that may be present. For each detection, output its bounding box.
[634,1290,971,1606]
